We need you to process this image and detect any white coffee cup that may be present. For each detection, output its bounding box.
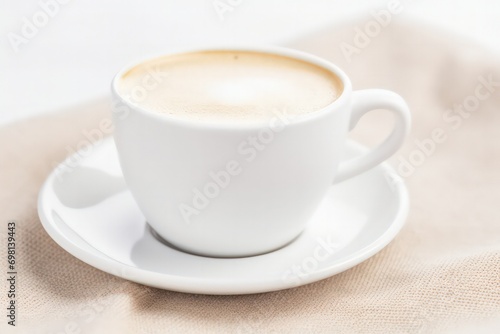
[111,46,410,257]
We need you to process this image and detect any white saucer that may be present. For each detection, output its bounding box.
[38,138,408,295]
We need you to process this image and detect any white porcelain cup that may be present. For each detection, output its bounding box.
[112,46,410,257]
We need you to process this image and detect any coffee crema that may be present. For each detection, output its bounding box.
[117,50,343,122]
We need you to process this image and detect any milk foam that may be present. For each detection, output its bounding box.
[117,50,342,122]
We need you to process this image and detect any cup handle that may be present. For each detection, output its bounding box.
[334,89,411,183]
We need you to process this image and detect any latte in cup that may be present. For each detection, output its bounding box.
[116,50,343,122]
[112,47,410,257]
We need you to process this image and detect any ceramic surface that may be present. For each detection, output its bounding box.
[38,138,409,295]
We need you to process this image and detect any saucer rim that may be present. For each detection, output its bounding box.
[38,138,409,295]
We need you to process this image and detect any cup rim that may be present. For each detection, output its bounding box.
[111,45,353,129]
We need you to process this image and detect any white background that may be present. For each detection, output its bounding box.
[1,0,500,125]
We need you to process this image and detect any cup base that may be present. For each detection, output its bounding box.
[148,224,302,259]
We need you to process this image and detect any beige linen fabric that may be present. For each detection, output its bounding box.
[1,21,499,333]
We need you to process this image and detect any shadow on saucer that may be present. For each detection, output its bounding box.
[52,166,127,208]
